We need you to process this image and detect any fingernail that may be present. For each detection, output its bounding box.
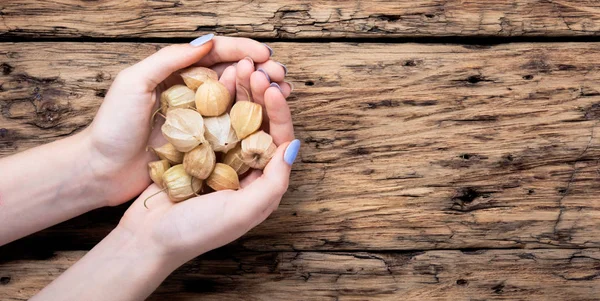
[270,82,283,93]
[244,56,254,64]
[284,139,301,166]
[285,81,294,92]
[262,43,274,56]
[257,68,271,82]
[276,62,288,76]
[190,33,214,47]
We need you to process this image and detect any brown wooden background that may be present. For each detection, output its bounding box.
[2,1,600,300]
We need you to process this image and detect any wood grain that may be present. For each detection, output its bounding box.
[1,249,599,300]
[2,42,600,252]
[2,1,600,39]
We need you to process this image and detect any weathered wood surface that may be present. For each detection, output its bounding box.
[2,42,600,252]
[1,249,599,300]
[3,1,600,39]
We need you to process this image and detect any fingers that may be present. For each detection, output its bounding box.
[236,58,255,101]
[255,60,287,82]
[124,41,214,92]
[210,62,235,77]
[250,70,271,107]
[219,65,237,104]
[196,36,271,67]
[273,82,293,98]
[264,87,295,145]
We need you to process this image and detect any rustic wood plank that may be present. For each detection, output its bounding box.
[2,1,600,39]
[2,42,600,252]
[1,249,599,300]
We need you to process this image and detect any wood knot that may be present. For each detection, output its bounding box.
[454,187,481,204]
[1,63,13,75]
[583,102,600,120]
[95,72,111,82]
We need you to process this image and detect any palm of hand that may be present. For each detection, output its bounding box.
[87,72,179,206]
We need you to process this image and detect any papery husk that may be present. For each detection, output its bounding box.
[230,100,262,139]
[183,143,216,180]
[204,113,238,153]
[195,79,231,117]
[162,164,203,202]
[206,163,240,191]
[161,108,206,152]
[241,131,276,169]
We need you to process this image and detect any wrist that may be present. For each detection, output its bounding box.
[108,225,181,274]
[33,225,180,301]
[69,129,112,208]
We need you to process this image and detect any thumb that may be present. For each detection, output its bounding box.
[124,34,215,91]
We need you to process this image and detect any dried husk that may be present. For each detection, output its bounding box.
[230,101,263,139]
[160,84,196,114]
[180,67,218,91]
[222,144,250,175]
[162,164,203,202]
[152,143,184,165]
[195,79,231,117]
[161,108,206,152]
[241,131,277,169]
[148,160,170,188]
[204,113,238,153]
[183,143,216,180]
[206,163,240,191]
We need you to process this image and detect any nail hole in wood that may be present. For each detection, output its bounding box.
[467,75,483,84]
[95,89,107,98]
[305,81,314,86]
[456,279,468,286]
[403,60,417,67]
[522,75,534,80]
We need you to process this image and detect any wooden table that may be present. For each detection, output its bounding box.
[2,1,600,300]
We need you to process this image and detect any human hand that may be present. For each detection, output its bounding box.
[116,61,299,265]
[30,41,298,301]
[83,35,282,206]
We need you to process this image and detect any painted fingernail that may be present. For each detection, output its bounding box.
[285,81,294,92]
[262,43,274,56]
[284,139,301,166]
[244,56,254,65]
[257,68,271,82]
[270,82,283,93]
[276,62,288,76]
[190,33,214,47]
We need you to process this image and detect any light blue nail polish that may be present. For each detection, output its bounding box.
[270,82,283,93]
[257,68,271,82]
[262,43,274,56]
[190,33,214,47]
[276,62,288,76]
[284,139,301,166]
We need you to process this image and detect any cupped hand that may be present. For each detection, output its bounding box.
[117,62,298,263]
[84,35,276,206]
